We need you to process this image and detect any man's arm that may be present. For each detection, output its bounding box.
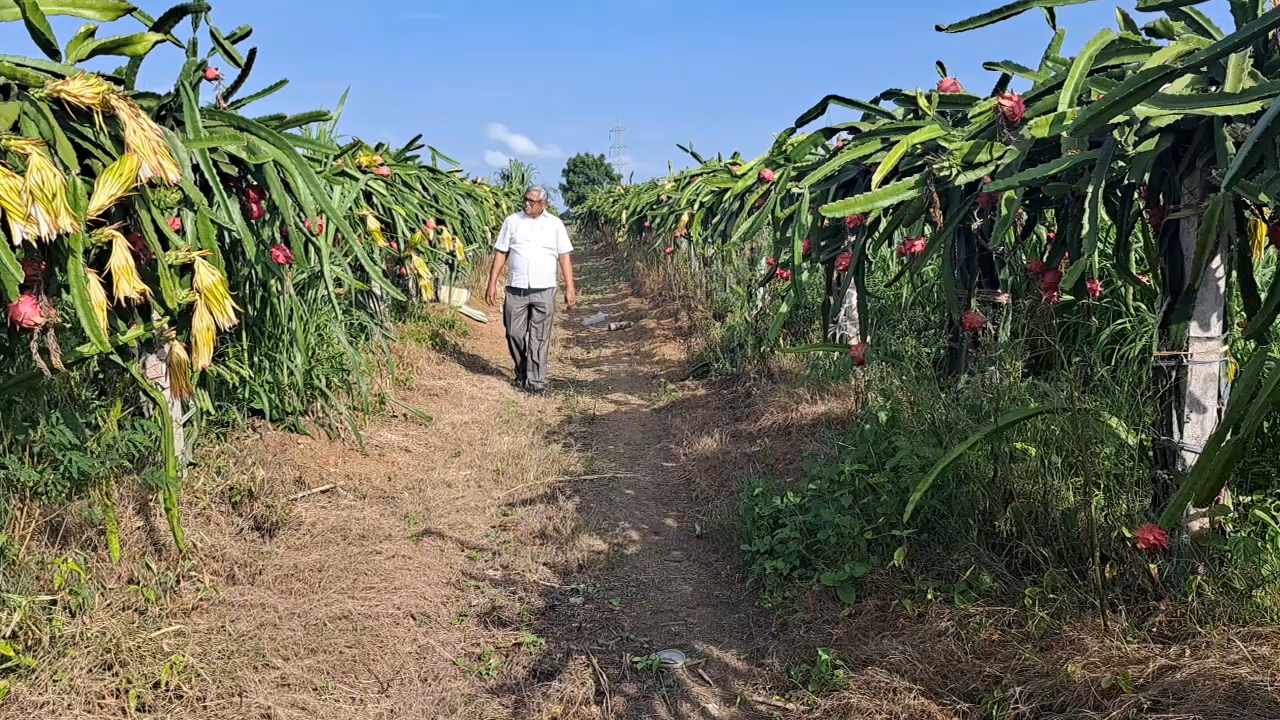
[559,253,576,309]
[556,219,576,309]
[486,252,507,306]
[486,217,511,306]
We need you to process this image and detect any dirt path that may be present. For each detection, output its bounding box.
[495,254,784,718]
[12,251,795,720]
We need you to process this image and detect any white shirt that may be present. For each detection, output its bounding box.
[494,211,573,290]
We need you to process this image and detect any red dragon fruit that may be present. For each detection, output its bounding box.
[960,310,987,333]
[1039,268,1063,303]
[1086,278,1103,299]
[997,92,1026,124]
[203,67,222,83]
[835,252,852,273]
[270,244,295,265]
[938,77,964,94]
[849,342,868,367]
[845,214,866,231]
[897,236,926,258]
[8,294,45,329]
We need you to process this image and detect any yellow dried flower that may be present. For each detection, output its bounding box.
[357,209,386,247]
[410,255,434,302]
[355,153,384,170]
[106,95,181,186]
[1251,217,1268,261]
[88,153,142,218]
[101,228,149,303]
[189,296,216,371]
[84,267,110,336]
[0,164,33,246]
[43,72,114,113]
[17,146,77,239]
[191,256,239,331]
[407,230,426,252]
[167,338,194,400]
[41,73,180,185]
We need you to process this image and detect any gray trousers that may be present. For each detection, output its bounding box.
[503,286,555,388]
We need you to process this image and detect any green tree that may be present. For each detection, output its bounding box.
[559,153,621,214]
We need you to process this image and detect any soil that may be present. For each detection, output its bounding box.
[7,252,797,720]
[11,251,1280,720]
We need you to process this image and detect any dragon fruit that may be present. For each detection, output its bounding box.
[270,244,295,265]
[997,92,1026,124]
[960,310,987,333]
[8,294,45,329]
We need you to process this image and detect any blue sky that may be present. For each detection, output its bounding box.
[0,1,1239,194]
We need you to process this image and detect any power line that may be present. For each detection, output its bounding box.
[608,119,628,180]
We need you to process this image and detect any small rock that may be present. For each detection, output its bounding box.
[568,596,585,606]
[664,551,687,563]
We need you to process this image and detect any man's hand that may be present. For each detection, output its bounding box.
[487,252,508,307]
[565,286,577,310]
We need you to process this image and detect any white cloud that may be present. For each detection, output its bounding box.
[486,123,561,158]
[484,150,512,168]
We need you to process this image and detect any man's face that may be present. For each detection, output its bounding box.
[523,192,547,218]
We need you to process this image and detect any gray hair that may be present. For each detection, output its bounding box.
[525,184,549,202]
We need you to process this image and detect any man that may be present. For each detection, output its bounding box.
[486,184,577,394]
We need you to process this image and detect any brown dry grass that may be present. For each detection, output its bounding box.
[3,305,593,719]
[622,256,1280,719]
[7,248,1280,720]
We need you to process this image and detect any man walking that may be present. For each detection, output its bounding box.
[486,185,577,394]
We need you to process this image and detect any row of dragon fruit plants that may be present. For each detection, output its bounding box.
[0,1,515,557]
[577,0,1280,543]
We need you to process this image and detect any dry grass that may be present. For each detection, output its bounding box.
[620,251,1280,720]
[2,317,590,719]
[8,249,1280,720]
